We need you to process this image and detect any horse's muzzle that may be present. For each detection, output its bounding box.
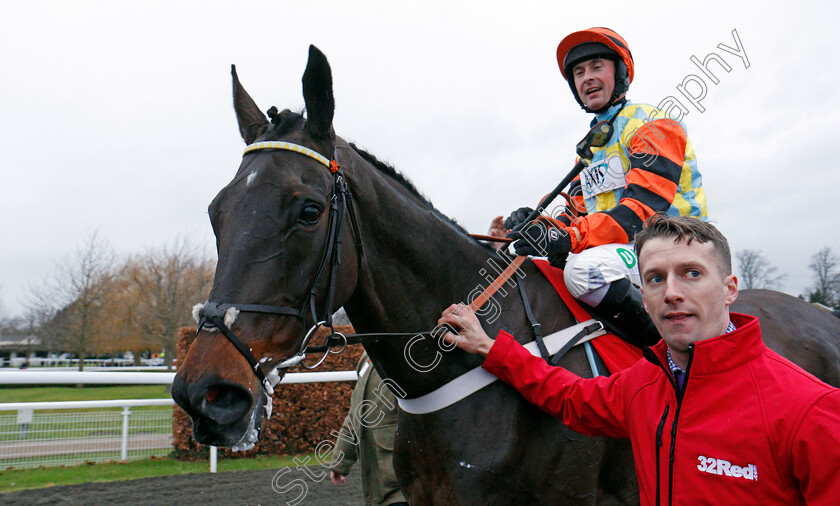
[172,370,265,449]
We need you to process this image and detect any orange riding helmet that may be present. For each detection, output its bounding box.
[556,28,634,112]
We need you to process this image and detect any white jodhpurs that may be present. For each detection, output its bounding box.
[564,244,641,306]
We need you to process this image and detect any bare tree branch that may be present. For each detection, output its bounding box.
[26,231,116,371]
[736,249,785,290]
[121,234,214,369]
[808,247,840,308]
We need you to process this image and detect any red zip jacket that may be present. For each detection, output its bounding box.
[483,313,840,505]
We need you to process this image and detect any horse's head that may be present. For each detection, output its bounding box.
[172,46,360,449]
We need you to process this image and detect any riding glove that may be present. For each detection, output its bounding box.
[512,222,572,268]
[503,207,535,230]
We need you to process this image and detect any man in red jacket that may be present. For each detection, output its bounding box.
[439,214,840,505]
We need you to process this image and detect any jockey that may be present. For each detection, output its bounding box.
[495,28,708,347]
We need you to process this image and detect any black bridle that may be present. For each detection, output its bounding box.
[195,140,363,393]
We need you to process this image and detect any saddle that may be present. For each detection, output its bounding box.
[531,258,643,374]
[397,259,643,415]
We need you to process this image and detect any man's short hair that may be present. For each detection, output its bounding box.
[634,214,732,276]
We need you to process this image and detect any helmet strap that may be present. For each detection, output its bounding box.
[575,91,626,114]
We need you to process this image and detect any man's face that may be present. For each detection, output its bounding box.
[639,238,738,357]
[572,58,616,111]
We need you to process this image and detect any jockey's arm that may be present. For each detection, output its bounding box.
[563,118,687,252]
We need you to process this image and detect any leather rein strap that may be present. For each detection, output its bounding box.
[469,254,548,361]
[468,255,526,311]
[306,254,531,353]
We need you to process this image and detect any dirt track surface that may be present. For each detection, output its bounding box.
[0,468,363,505]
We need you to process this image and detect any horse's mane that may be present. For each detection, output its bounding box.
[267,107,306,134]
[348,143,492,250]
[263,108,490,249]
[348,143,429,205]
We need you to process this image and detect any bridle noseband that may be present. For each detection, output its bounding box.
[195,140,363,395]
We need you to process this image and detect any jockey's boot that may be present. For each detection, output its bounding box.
[584,277,661,348]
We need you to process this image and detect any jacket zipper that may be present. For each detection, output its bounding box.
[655,404,670,506]
[667,346,694,506]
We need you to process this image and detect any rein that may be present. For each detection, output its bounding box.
[306,253,529,353]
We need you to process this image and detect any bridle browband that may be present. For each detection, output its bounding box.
[195,140,364,395]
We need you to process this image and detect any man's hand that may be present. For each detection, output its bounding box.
[438,304,494,356]
[330,470,346,486]
[503,206,535,230]
[486,215,508,251]
[511,221,549,256]
[488,215,507,238]
[512,222,573,268]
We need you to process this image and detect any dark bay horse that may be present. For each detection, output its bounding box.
[172,46,840,504]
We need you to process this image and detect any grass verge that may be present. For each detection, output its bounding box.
[0,385,171,405]
[0,454,308,493]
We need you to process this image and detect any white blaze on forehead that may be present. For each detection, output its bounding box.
[246,170,258,187]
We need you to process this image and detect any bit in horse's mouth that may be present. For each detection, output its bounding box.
[230,392,267,451]
[190,390,267,450]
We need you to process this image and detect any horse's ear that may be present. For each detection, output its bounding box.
[302,45,335,140]
[232,65,270,145]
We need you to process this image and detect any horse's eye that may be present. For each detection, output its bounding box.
[300,204,322,223]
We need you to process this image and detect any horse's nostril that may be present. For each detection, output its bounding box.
[198,383,254,425]
[205,386,222,403]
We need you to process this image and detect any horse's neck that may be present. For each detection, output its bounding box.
[340,148,502,395]
[345,171,490,329]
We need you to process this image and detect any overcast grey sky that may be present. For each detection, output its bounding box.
[2,0,839,317]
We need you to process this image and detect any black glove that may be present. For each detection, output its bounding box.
[503,207,535,230]
[512,222,572,268]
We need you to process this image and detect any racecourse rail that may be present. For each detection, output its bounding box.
[0,370,357,471]
[0,370,357,384]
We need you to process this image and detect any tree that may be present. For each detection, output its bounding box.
[122,236,214,369]
[28,232,116,371]
[807,247,840,309]
[736,249,785,290]
[24,295,64,356]
[95,268,146,358]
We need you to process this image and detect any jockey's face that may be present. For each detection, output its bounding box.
[639,238,738,367]
[572,58,616,111]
